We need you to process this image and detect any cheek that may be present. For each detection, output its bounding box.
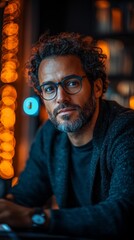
[77,86,92,103]
[44,101,54,114]
[81,81,92,95]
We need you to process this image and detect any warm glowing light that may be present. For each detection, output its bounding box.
[12,176,18,186]
[1,142,14,152]
[0,150,15,160]
[95,0,110,9]
[117,81,130,96]
[0,160,14,179]
[1,69,18,83]
[1,107,16,128]
[3,36,19,50]
[2,46,18,55]
[3,22,19,36]
[1,158,13,164]
[2,96,16,105]
[0,130,14,141]
[0,0,21,180]
[2,53,16,60]
[0,122,5,130]
[2,85,17,99]
[97,40,110,72]
[129,96,134,109]
[3,60,17,70]
[4,3,18,14]
[112,8,122,32]
[97,40,110,59]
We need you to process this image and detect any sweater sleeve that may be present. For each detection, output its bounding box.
[48,111,134,239]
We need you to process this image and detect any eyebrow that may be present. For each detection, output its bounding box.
[41,74,84,85]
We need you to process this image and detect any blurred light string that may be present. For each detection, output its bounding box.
[0,0,21,181]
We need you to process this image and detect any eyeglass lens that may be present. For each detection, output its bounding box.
[40,75,84,100]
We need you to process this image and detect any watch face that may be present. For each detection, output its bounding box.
[32,213,46,226]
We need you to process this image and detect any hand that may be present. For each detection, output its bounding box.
[0,198,34,228]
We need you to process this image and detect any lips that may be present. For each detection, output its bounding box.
[57,107,76,115]
[53,103,79,117]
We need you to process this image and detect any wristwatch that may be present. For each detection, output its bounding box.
[31,208,46,227]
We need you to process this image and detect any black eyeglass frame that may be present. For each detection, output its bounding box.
[37,74,87,101]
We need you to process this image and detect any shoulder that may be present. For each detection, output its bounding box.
[102,100,134,146]
[95,100,134,147]
[101,99,134,122]
[99,101,134,168]
[95,99,134,137]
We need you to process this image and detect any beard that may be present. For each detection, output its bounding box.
[47,94,96,133]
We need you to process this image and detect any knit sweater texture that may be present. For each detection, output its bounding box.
[10,100,134,239]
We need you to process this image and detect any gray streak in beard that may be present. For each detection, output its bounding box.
[48,94,96,133]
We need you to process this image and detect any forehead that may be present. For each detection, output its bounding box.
[38,55,84,81]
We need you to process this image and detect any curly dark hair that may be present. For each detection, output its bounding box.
[25,31,108,95]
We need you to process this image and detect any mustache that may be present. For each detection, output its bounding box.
[53,103,80,117]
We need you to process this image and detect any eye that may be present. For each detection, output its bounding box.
[65,79,80,88]
[42,84,55,94]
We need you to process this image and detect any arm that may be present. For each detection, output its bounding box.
[1,115,134,239]
[0,197,51,230]
[47,112,134,239]
[0,198,34,228]
[9,123,53,207]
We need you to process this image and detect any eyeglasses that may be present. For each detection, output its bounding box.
[38,74,87,101]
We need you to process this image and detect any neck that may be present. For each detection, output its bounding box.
[67,101,99,146]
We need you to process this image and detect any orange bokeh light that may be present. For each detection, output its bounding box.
[1,107,16,128]
[0,130,14,141]
[0,0,21,180]
[1,142,14,152]
[97,40,110,59]
[2,85,17,98]
[95,0,110,9]
[3,60,17,70]
[0,150,15,160]
[1,69,18,83]
[2,96,16,106]
[3,36,19,50]
[0,160,14,179]
[4,3,18,15]
[3,22,19,36]
[129,96,134,109]
[2,53,16,61]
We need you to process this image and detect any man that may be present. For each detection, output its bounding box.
[0,32,134,239]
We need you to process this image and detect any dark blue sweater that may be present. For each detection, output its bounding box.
[10,100,134,239]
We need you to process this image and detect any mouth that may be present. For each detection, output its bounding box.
[57,108,76,116]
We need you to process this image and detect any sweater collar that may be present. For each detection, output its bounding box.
[46,100,111,206]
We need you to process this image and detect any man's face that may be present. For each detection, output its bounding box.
[38,55,99,133]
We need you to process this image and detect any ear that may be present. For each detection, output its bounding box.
[93,78,103,98]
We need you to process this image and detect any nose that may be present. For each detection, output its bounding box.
[56,85,70,103]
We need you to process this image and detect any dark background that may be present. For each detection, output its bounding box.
[0,0,134,176]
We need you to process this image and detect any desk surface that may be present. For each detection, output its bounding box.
[0,224,93,240]
[0,230,92,240]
